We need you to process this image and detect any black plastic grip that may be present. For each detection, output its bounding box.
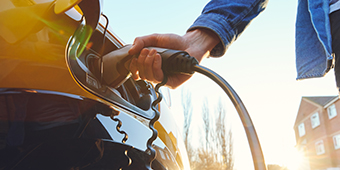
[156,49,199,76]
[101,45,199,88]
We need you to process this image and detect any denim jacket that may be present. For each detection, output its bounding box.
[189,0,333,80]
[295,0,333,79]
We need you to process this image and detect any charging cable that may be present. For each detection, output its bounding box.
[146,51,267,170]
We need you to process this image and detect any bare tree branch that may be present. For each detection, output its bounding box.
[181,88,193,151]
[184,97,234,170]
[202,98,210,152]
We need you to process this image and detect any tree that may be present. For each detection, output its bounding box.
[194,148,222,170]
[181,96,234,170]
[225,129,234,170]
[202,98,210,152]
[216,99,234,170]
[181,88,193,151]
[180,88,195,167]
[267,164,288,170]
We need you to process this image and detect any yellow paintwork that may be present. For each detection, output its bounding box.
[0,0,82,43]
[0,1,189,169]
[0,0,55,43]
[54,0,82,14]
[155,121,184,168]
[0,27,96,98]
[0,0,100,101]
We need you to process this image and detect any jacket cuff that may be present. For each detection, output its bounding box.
[188,13,235,57]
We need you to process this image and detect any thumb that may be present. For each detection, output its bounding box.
[128,38,144,55]
[128,34,160,55]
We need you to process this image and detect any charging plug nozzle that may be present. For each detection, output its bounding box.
[99,45,198,88]
[150,47,198,76]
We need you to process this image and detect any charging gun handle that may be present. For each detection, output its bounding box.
[101,45,198,88]
[148,47,198,76]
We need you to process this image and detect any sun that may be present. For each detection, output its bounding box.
[284,148,306,170]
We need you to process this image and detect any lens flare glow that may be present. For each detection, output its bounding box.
[284,148,306,170]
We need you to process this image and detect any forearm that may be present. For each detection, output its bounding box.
[189,0,269,57]
[183,28,220,62]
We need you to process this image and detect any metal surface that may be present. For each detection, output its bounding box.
[0,1,189,169]
[54,0,82,14]
[193,65,267,170]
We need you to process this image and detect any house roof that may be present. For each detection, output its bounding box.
[303,96,338,107]
[294,96,338,127]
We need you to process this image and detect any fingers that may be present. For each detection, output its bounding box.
[143,49,156,80]
[136,48,149,80]
[129,57,139,80]
[128,34,159,55]
[127,33,189,88]
[129,47,190,89]
[153,53,163,81]
[129,48,164,83]
[128,33,186,55]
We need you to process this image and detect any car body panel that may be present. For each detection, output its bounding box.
[0,0,190,169]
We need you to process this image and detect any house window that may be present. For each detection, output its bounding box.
[334,134,340,150]
[311,112,320,128]
[328,104,337,119]
[298,123,305,137]
[315,140,325,155]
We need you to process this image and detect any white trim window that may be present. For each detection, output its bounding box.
[334,134,340,150]
[328,104,337,119]
[298,123,306,137]
[311,112,320,128]
[315,140,325,155]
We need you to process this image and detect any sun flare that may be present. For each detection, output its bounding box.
[284,148,306,170]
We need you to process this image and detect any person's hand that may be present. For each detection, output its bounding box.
[128,28,220,89]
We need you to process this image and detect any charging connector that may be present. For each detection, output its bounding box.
[153,48,199,76]
[100,45,266,170]
[156,52,267,170]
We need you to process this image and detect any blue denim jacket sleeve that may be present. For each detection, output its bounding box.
[295,0,333,80]
[188,0,269,57]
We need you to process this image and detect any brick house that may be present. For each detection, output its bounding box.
[294,96,340,170]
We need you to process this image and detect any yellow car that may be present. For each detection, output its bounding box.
[0,0,189,169]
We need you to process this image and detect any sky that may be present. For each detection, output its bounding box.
[102,0,339,169]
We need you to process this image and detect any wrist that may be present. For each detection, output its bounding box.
[183,28,220,62]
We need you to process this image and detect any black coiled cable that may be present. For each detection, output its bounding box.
[145,76,168,170]
[145,51,267,170]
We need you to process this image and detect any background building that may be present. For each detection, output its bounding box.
[294,96,340,170]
